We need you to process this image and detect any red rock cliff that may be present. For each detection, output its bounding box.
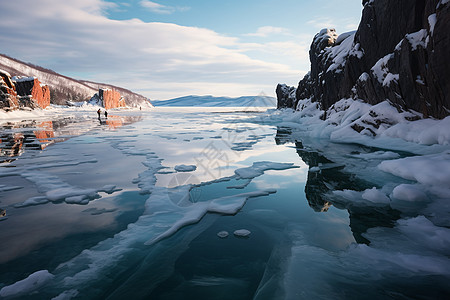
[14,77,51,109]
[99,88,126,110]
[0,70,19,110]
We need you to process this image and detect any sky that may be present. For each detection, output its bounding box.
[0,0,362,100]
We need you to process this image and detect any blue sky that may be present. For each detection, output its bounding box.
[0,0,362,100]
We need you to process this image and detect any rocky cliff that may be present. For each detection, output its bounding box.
[278,0,450,119]
[89,88,126,110]
[0,70,18,110]
[0,54,151,108]
[14,77,51,109]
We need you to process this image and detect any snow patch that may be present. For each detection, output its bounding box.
[371,53,394,84]
[428,14,437,35]
[405,29,428,50]
[326,32,356,73]
[382,73,399,87]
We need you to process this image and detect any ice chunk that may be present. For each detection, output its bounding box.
[234,229,251,237]
[362,187,391,204]
[0,270,54,298]
[234,161,298,179]
[174,164,197,172]
[217,231,229,238]
[0,185,23,192]
[14,196,49,208]
[391,184,428,202]
[46,187,98,203]
[378,152,450,187]
[98,184,117,194]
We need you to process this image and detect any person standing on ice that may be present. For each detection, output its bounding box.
[104,110,108,118]
[97,109,101,119]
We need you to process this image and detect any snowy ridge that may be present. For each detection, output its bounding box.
[0,54,151,107]
[0,54,96,98]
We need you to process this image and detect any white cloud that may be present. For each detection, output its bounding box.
[0,0,303,99]
[245,26,291,38]
[307,18,336,30]
[307,17,359,33]
[139,0,189,14]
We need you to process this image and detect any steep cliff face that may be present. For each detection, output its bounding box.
[90,88,126,109]
[99,89,125,110]
[14,77,51,109]
[279,0,450,119]
[0,70,19,110]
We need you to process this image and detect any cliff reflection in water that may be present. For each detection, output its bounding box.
[275,127,400,244]
[0,115,142,164]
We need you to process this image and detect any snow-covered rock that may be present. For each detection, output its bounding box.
[278,0,450,119]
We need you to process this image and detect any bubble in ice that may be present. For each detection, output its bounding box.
[234,229,251,237]
[217,231,229,238]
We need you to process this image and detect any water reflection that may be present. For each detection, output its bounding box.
[0,115,142,164]
[276,127,401,244]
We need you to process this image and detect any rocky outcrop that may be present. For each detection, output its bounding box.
[0,70,19,110]
[278,0,450,119]
[276,84,297,109]
[90,88,126,110]
[13,77,51,109]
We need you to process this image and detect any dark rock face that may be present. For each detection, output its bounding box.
[278,0,450,119]
[276,84,297,109]
[0,70,19,110]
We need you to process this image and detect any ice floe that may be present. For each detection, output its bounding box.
[0,270,54,298]
[234,161,298,179]
[174,164,197,172]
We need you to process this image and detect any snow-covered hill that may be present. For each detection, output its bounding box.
[152,95,276,107]
[0,54,150,107]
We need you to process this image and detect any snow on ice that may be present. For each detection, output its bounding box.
[0,270,54,298]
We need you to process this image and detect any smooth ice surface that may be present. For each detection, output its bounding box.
[1,106,449,299]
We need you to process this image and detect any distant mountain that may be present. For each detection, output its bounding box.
[0,53,150,107]
[152,95,276,107]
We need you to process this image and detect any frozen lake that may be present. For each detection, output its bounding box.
[0,107,449,299]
